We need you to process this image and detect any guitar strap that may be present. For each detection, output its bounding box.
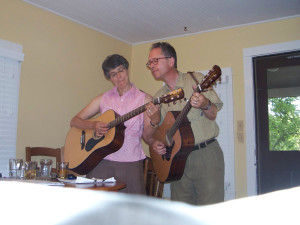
[187,71,200,85]
[188,71,212,92]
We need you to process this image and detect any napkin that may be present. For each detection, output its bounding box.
[77,176,116,183]
[58,176,116,184]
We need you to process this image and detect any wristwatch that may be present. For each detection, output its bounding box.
[202,100,211,110]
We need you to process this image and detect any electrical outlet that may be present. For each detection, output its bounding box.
[237,132,244,143]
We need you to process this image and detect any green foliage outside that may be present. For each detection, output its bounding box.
[268,97,300,151]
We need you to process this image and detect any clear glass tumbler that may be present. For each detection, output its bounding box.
[40,159,53,180]
[24,161,38,180]
[57,162,69,179]
[9,159,23,179]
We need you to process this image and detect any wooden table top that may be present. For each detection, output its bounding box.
[64,180,126,191]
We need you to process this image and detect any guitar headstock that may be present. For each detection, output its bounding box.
[158,88,184,104]
[198,65,222,91]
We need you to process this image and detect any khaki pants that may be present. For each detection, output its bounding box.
[171,140,224,205]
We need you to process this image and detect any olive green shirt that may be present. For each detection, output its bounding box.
[154,71,223,145]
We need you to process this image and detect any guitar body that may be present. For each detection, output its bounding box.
[150,111,195,183]
[64,109,125,175]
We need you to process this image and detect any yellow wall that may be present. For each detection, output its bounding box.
[1,0,300,198]
[0,0,131,158]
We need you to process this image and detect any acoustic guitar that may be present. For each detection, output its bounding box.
[64,88,184,175]
[149,65,222,183]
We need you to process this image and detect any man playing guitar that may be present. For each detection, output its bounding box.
[147,42,224,205]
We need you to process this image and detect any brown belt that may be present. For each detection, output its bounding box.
[193,138,216,150]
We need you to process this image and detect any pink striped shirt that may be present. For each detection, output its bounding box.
[100,84,146,162]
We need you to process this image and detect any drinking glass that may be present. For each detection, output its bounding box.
[24,161,37,180]
[40,159,53,180]
[57,162,69,179]
[9,159,23,179]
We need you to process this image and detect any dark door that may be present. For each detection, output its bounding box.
[254,50,300,195]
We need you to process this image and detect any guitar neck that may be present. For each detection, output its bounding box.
[108,97,160,129]
[168,101,192,138]
[167,85,202,138]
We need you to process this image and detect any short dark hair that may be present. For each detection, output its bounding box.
[150,42,177,68]
[102,54,129,79]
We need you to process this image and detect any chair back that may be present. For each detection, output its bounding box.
[26,147,62,173]
[144,157,164,198]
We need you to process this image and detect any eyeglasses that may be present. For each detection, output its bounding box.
[109,67,126,79]
[146,57,171,67]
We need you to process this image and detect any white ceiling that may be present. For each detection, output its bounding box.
[22,0,300,45]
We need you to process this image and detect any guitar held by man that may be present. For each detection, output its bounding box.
[149,65,222,183]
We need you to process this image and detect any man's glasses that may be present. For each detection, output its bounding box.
[146,57,171,67]
[109,67,125,79]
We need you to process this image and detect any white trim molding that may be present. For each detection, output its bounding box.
[0,39,24,60]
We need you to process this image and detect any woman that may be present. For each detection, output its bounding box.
[70,54,160,194]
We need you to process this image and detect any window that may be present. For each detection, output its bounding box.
[0,39,24,177]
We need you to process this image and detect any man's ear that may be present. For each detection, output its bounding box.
[169,57,175,67]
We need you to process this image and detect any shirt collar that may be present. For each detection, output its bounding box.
[176,71,185,88]
[164,71,184,92]
[112,83,136,97]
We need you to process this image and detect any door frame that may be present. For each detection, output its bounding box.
[243,40,300,196]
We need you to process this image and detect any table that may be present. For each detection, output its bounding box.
[0,178,126,192]
[64,180,126,191]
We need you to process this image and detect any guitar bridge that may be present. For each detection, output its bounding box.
[81,130,85,150]
[162,141,175,161]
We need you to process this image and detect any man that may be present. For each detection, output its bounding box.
[148,42,224,205]
[70,54,160,194]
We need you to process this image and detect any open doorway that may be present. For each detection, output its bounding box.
[244,40,300,196]
[254,51,300,194]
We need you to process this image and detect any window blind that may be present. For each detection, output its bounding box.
[0,39,24,177]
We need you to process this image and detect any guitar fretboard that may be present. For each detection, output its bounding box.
[167,98,193,139]
[107,98,160,129]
